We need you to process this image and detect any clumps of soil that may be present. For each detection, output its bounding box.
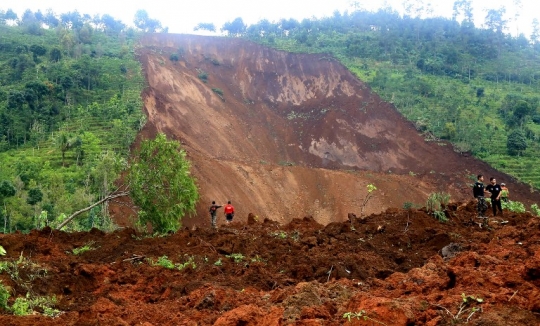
[1,201,539,325]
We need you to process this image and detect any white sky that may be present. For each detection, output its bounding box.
[2,0,539,37]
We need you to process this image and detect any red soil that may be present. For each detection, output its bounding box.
[1,204,539,325]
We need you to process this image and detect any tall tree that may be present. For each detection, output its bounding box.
[133,9,164,33]
[452,0,474,24]
[128,133,199,233]
[221,17,247,36]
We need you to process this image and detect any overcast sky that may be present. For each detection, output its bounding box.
[3,0,539,37]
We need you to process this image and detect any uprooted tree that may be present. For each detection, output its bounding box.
[57,133,199,233]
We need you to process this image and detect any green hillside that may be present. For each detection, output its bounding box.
[0,11,144,232]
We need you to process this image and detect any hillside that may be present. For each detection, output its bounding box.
[109,34,539,228]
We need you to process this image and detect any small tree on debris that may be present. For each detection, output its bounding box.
[127,133,199,233]
[360,184,377,216]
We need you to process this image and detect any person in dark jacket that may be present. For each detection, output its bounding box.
[209,201,222,229]
[223,201,235,223]
[485,177,503,216]
[473,174,488,218]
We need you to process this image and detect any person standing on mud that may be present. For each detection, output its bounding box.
[209,201,223,229]
[224,201,235,224]
[500,183,509,203]
[486,177,503,216]
[473,174,488,218]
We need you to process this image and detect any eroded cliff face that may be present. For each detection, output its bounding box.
[120,34,534,227]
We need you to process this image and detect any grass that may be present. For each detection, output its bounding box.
[71,242,96,255]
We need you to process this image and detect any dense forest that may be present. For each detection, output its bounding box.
[0,9,145,232]
[2,1,540,234]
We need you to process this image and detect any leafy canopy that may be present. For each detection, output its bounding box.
[128,133,199,233]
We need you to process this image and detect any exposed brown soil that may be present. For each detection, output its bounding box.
[2,205,540,325]
[3,35,540,325]
[110,34,537,228]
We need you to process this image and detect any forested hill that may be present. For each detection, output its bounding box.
[229,7,540,189]
[0,11,145,232]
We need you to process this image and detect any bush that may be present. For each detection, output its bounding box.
[502,200,525,213]
[531,204,540,216]
[0,283,10,311]
[211,88,224,96]
[426,192,450,222]
[197,70,208,83]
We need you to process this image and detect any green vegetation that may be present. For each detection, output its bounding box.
[426,192,451,222]
[225,253,245,263]
[233,6,540,189]
[197,69,208,83]
[432,293,483,323]
[531,204,540,216]
[342,310,386,325]
[0,253,60,316]
[360,184,377,216]
[0,9,144,233]
[71,241,96,255]
[502,200,526,213]
[149,255,197,270]
[127,133,199,234]
[211,87,224,96]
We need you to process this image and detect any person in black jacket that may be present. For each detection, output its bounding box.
[209,201,223,229]
[473,174,488,218]
[485,177,503,216]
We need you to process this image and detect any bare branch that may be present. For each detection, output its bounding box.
[57,191,129,230]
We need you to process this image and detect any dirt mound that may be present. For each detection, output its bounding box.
[110,34,537,228]
[1,205,539,324]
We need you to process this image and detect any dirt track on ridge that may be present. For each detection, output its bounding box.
[110,34,537,228]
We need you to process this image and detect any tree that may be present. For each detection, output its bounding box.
[128,133,199,233]
[0,180,16,233]
[194,23,216,32]
[133,9,164,33]
[532,18,540,45]
[452,0,474,24]
[221,17,247,36]
[507,129,527,155]
[54,131,81,166]
[26,188,43,205]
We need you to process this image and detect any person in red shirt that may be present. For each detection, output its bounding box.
[224,201,235,223]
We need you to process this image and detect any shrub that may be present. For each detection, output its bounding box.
[426,192,450,222]
[211,88,224,96]
[71,242,95,255]
[531,204,540,216]
[502,200,525,213]
[197,70,208,83]
[0,282,10,311]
